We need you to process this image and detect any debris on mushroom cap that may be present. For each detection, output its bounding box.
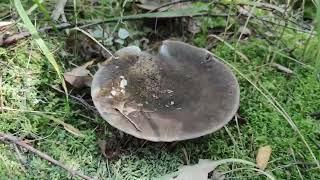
[119,77,127,89]
[110,89,118,96]
[109,76,128,97]
[91,40,240,142]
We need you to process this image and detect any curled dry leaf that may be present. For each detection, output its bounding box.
[256,145,272,170]
[64,61,94,88]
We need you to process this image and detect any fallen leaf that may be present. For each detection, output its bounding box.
[118,28,129,39]
[64,61,94,88]
[256,145,272,170]
[161,159,223,180]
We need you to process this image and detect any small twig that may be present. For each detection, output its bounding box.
[50,85,98,114]
[79,13,230,29]
[270,63,294,74]
[115,107,142,132]
[0,132,93,180]
[0,23,72,46]
[72,27,113,58]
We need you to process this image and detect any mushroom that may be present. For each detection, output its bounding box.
[91,40,240,142]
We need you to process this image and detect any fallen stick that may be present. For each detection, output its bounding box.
[0,23,72,46]
[270,63,294,74]
[0,132,93,180]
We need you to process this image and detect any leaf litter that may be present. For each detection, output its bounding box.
[256,145,272,170]
[64,60,94,88]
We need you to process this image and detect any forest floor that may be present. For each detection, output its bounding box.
[0,0,320,179]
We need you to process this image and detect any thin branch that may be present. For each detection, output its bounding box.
[79,13,230,29]
[0,132,93,180]
[0,23,72,46]
[50,85,98,114]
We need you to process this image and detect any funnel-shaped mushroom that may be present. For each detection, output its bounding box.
[91,40,240,142]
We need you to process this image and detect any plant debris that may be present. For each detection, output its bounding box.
[270,63,294,74]
[161,159,225,180]
[0,133,92,180]
[256,145,272,170]
[64,61,94,88]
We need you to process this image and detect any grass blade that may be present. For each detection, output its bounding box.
[14,0,68,98]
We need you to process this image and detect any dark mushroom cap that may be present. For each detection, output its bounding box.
[91,40,240,142]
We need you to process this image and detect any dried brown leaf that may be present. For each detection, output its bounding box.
[64,61,94,88]
[256,145,272,170]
